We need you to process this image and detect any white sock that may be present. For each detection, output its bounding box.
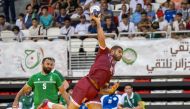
[47,101,55,108]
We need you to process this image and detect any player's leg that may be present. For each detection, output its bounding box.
[86,102,102,109]
[52,104,66,109]
[67,78,90,109]
[37,100,66,109]
[86,95,102,109]
[67,100,80,109]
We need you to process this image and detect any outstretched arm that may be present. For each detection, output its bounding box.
[91,14,106,49]
[99,82,120,95]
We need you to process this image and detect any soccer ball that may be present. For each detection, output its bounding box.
[90,5,100,17]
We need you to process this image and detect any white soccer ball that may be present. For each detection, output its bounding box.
[90,5,100,16]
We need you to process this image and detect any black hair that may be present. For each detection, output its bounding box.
[42,57,55,64]
[19,13,25,18]
[125,83,133,88]
[176,12,182,16]
[12,26,20,32]
[122,14,128,19]
[104,16,111,21]
[64,17,71,22]
[26,4,32,10]
[111,45,123,51]
[32,18,38,21]
[0,15,5,19]
[41,6,48,11]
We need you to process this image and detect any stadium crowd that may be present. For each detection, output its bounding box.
[0,0,190,41]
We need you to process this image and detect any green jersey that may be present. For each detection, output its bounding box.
[52,69,67,105]
[27,72,62,109]
[119,92,142,108]
[52,69,65,82]
[19,93,33,109]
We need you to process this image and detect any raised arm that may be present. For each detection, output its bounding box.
[91,15,106,49]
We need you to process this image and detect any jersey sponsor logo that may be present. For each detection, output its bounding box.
[50,76,53,81]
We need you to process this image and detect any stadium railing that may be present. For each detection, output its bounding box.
[68,33,117,77]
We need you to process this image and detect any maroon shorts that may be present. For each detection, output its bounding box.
[71,77,101,106]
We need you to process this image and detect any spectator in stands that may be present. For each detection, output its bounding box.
[100,0,114,10]
[164,2,176,23]
[156,9,169,31]
[83,0,99,13]
[186,17,190,30]
[40,6,53,29]
[178,22,186,30]
[75,15,90,35]
[130,0,144,13]
[145,3,156,22]
[131,3,143,25]
[177,2,189,21]
[172,13,186,31]
[31,0,53,7]
[137,12,152,32]
[118,4,129,23]
[118,83,144,109]
[52,2,62,18]
[88,19,97,33]
[12,57,69,109]
[118,14,136,33]
[63,0,79,14]
[102,16,117,33]
[12,26,24,42]
[0,15,12,32]
[29,18,44,40]
[151,21,164,38]
[100,2,114,23]
[16,13,26,30]
[71,6,90,22]
[60,17,75,39]
[160,1,169,13]
[56,7,70,27]
[24,4,38,29]
[3,0,16,23]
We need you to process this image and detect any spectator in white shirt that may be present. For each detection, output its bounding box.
[29,18,44,40]
[60,17,75,40]
[75,15,90,35]
[12,26,24,42]
[71,6,90,21]
[16,13,25,30]
[118,14,136,33]
[156,10,169,31]
[172,13,186,31]
[118,4,129,23]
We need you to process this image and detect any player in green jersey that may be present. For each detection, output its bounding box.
[118,83,144,109]
[51,58,69,106]
[12,57,69,109]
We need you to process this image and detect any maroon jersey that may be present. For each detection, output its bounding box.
[87,47,115,88]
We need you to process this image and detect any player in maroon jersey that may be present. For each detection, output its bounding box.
[38,14,123,109]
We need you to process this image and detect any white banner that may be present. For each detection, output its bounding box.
[0,40,67,78]
[106,38,190,76]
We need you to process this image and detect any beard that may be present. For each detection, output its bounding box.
[43,66,52,74]
[113,54,122,61]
